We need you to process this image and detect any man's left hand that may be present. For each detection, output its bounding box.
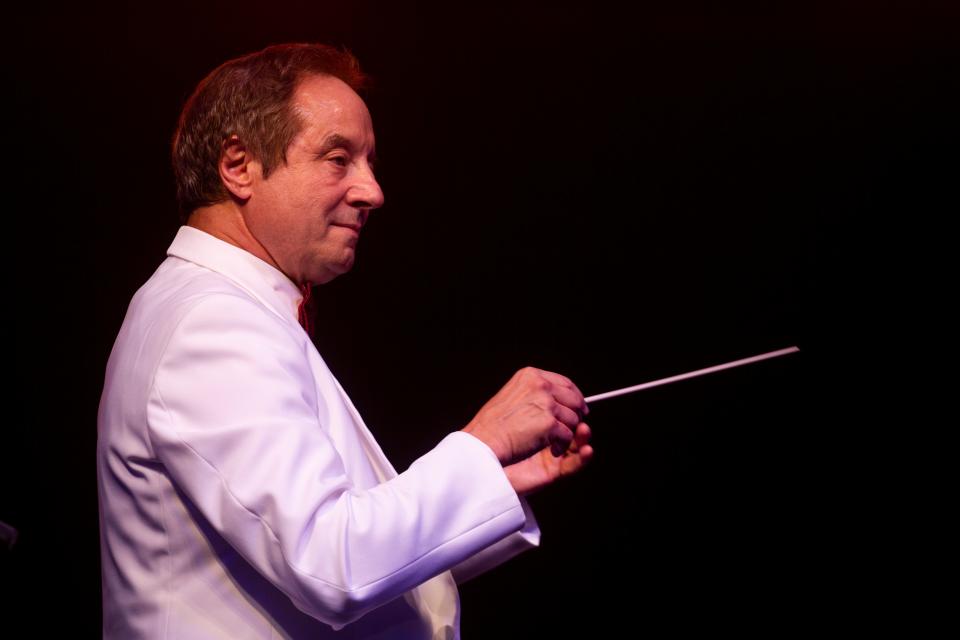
[503,422,594,497]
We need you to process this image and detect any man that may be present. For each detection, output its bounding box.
[98,43,593,638]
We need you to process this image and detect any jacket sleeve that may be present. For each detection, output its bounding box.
[450,496,541,585]
[146,293,527,630]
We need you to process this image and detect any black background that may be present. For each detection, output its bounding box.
[6,0,956,635]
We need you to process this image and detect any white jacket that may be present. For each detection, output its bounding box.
[97,225,540,638]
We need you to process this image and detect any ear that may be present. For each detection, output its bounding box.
[218,135,259,200]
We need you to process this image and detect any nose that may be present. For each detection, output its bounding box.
[347,164,385,212]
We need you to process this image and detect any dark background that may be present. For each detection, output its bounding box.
[6,0,955,634]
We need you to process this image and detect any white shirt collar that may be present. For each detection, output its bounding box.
[166,225,304,324]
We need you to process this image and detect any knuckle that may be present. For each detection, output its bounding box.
[542,415,556,430]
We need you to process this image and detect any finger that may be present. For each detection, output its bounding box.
[548,421,574,457]
[564,424,591,454]
[515,367,588,416]
[560,441,594,475]
[575,444,594,465]
[564,424,592,458]
[545,401,581,431]
[543,381,588,418]
[541,370,584,408]
[537,370,588,414]
[574,422,592,445]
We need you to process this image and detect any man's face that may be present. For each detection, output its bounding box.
[244,74,384,285]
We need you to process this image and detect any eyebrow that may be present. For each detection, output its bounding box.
[316,133,377,166]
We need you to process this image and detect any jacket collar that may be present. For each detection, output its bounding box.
[166,225,304,325]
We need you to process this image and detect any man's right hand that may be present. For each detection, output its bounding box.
[461,367,589,465]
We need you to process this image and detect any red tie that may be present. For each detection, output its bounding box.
[297,283,314,337]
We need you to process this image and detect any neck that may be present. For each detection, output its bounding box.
[186,203,287,279]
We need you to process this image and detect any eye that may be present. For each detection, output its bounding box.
[328,155,349,167]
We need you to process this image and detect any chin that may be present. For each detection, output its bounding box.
[311,259,354,284]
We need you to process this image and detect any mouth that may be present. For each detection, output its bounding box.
[332,222,362,233]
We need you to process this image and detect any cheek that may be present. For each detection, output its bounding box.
[270,170,344,227]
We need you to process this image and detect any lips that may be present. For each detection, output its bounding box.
[332,223,361,233]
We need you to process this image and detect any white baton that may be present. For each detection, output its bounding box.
[584,346,800,404]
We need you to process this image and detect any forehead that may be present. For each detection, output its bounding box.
[291,74,374,141]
